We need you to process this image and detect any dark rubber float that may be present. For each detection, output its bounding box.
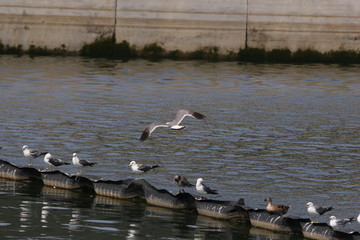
[246,208,302,233]
[300,220,360,240]
[0,159,41,181]
[41,170,94,190]
[93,179,145,199]
[139,179,196,209]
[195,198,249,220]
[0,159,359,240]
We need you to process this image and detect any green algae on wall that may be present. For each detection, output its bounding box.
[2,37,360,64]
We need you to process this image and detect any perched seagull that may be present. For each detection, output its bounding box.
[44,153,70,170]
[72,153,97,175]
[196,178,218,196]
[129,161,159,174]
[139,109,206,141]
[22,145,48,165]
[357,214,360,224]
[173,175,194,192]
[264,197,291,215]
[329,216,354,228]
[305,202,333,221]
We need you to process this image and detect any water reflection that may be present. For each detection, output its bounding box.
[0,177,301,239]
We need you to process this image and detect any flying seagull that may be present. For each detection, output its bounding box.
[22,145,48,165]
[196,178,218,196]
[264,197,291,215]
[139,109,206,141]
[329,215,354,228]
[173,175,194,192]
[129,161,159,173]
[72,153,97,175]
[305,202,333,220]
[44,153,70,170]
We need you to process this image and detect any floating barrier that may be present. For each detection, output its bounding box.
[41,170,94,190]
[93,179,145,199]
[0,159,359,240]
[300,220,360,240]
[247,208,302,233]
[195,198,249,220]
[140,179,196,210]
[0,159,41,181]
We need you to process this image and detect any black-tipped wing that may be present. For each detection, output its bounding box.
[139,127,150,141]
[173,109,206,125]
[29,149,48,158]
[79,159,96,167]
[316,206,333,215]
[192,111,206,120]
[180,179,194,187]
[137,164,159,172]
[139,123,169,141]
[202,183,218,194]
[48,157,70,166]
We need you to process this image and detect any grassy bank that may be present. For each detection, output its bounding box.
[2,38,360,64]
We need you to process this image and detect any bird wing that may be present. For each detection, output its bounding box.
[48,157,65,166]
[202,183,218,194]
[139,122,169,141]
[192,111,206,120]
[316,206,333,215]
[181,179,194,187]
[137,164,152,172]
[173,110,193,125]
[29,149,47,157]
[173,109,206,125]
[79,159,96,167]
[29,149,40,157]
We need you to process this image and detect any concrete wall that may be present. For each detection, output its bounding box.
[116,0,247,53]
[0,0,115,51]
[247,0,360,52]
[0,0,360,53]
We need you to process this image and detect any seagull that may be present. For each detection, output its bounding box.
[264,197,291,215]
[357,213,360,224]
[173,175,194,192]
[72,153,97,175]
[139,109,206,141]
[129,161,159,173]
[44,153,70,170]
[305,202,333,221]
[196,178,218,196]
[329,216,354,228]
[22,145,48,165]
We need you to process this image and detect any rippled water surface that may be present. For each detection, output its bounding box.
[0,56,360,239]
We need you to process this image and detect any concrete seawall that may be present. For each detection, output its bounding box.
[1,0,360,54]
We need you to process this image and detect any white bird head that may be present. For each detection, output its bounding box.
[329,216,336,221]
[22,145,28,150]
[72,153,77,157]
[44,153,52,159]
[305,202,314,208]
[196,178,204,185]
[129,161,136,167]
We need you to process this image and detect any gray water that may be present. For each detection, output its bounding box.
[0,55,360,239]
